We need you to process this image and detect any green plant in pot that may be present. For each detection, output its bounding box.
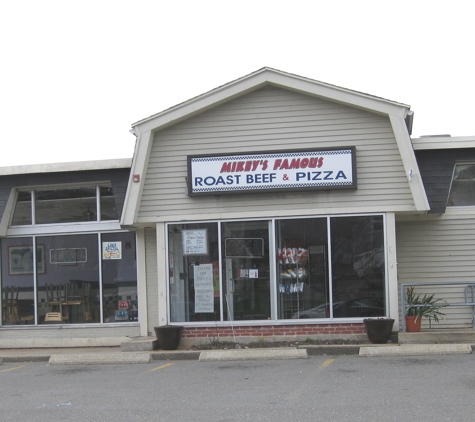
[405,286,446,332]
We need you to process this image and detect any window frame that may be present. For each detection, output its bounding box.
[9,182,119,228]
[165,213,389,326]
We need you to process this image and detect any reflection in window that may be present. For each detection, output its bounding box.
[36,186,97,224]
[102,232,138,323]
[448,164,475,206]
[167,215,387,323]
[100,186,118,221]
[222,221,271,321]
[330,216,385,318]
[1,238,35,325]
[11,191,32,226]
[1,232,138,326]
[10,184,118,226]
[168,223,220,323]
[36,234,99,324]
[277,218,328,319]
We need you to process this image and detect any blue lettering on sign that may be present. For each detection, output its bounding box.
[194,175,242,187]
[246,173,277,184]
[296,171,347,181]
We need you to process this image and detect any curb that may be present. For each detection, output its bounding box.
[2,355,50,363]
[199,348,307,362]
[301,345,361,355]
[49,353,152,365]
[151,351,201,360]
[2,344,475,364]
[359,344,473,357]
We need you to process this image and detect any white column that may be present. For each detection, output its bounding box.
[156,222,168,326]
[136,228,149,337]
[386,212,399,330]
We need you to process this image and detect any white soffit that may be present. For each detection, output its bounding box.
[0,158,132,176]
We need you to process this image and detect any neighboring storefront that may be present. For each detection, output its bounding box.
[0,159,141,347]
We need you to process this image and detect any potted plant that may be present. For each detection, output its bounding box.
[405,286,446,332]
[153,325,184,350]
[363,317,395,344]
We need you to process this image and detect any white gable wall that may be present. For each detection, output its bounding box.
[136,86,415,223]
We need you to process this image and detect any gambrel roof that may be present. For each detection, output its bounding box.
[122,67,428,225]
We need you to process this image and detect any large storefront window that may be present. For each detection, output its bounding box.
[329,216,385,318]
[101,232,138,323]
[167,215,386,324]
[276,218,328,319]
[1,238,35,325]
[168,223,220,323]
[1,232,137,325]
[222,221,271,321]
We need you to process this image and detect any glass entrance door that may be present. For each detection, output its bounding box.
[221,221,271,321]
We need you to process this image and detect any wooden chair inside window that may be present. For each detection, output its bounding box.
[2,286,19,324]
[45,284,68,323]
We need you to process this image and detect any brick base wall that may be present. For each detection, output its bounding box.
[182,323,365,339]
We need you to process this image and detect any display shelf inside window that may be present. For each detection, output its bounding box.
[278,248,308,319]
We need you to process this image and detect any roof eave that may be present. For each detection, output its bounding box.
[132,67,411,134]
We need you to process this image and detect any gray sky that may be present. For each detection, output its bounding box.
[1,0,473,167]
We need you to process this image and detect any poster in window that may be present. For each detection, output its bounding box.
[103,242,122,260]
[183,229,208,255]
[194,263,214,313]
[8,245,45,275]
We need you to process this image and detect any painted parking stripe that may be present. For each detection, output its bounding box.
[143,362,175,373]
[286,359,334,401]
[0,365,25,373]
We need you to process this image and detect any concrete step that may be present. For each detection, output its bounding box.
[398,329,475,345]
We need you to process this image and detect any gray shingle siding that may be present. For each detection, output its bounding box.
[415,148,475,214]
[0,168,130,223]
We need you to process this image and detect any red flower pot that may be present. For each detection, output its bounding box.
[405,316,422,332]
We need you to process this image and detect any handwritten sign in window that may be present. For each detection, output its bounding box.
[194,263,214,313]
[183,229,208,255]
[103,242,122,260]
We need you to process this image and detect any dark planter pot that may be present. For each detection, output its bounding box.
[153,325,183,350]
[363,318,395,344]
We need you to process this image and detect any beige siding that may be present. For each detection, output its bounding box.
[397,213,475,329]
[138,86,414,222]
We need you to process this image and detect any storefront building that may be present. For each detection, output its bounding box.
[122,67,432,343]
[2,68,474,347]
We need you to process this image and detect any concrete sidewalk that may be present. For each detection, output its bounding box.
[0,342,474,364]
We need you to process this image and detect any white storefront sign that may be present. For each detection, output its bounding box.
[187,147,356,195]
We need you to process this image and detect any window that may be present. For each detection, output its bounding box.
[1,232,138,325]
[167,215,386,323]
[447,164,475,206]
[11,184,118,226]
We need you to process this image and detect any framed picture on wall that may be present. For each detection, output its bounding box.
[8,245,45,275]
